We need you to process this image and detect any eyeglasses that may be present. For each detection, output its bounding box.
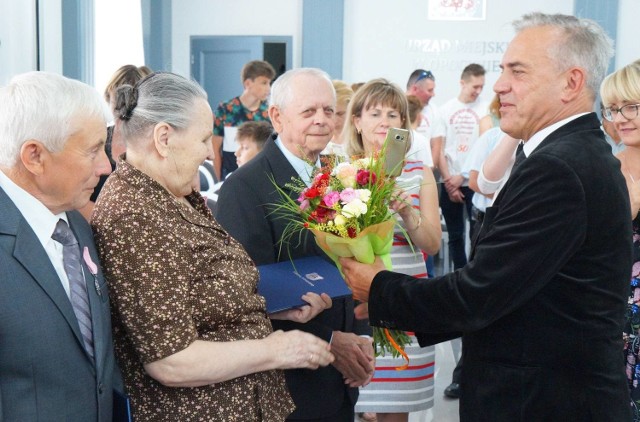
[414,70,435,84]
[602,103,640,122]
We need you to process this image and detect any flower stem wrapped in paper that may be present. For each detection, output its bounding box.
[272,150,412,366]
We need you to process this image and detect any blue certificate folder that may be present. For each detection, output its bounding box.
[113,389,132,422]
[257,256,352,313]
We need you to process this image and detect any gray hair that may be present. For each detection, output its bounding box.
[269,68,335,111]
[0,71,111,167]
[513,13,614,98]
[114,72,207,142]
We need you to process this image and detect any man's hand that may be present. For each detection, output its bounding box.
[339,256,386,302]
[269,293,332,323]
[444,174,465,191]
[447,188,465,203]
[330,331,375,387]
[354,302,369,320]
[343,336,375,387]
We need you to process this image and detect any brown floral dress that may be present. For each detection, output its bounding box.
[92,161,294,421]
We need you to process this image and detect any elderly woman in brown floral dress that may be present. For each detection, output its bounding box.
[91,72,334,422]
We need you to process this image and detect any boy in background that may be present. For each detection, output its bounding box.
[213,60,276,180]
[235,121,273,167]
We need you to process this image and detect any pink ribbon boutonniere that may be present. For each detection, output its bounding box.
[83,246,102,297]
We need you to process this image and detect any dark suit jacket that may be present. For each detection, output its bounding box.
[216,140,360,419]
[0,187,121,421]
[369,114,632,421]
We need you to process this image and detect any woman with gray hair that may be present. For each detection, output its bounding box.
[91,72,334,421]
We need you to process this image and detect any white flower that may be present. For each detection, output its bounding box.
[342,198,368,218]
[356,189,371,203]
[334,214,347,226]
[353,157,376,170]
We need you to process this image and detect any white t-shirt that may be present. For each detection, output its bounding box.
[461,126,507,211]
[440,97,488,177]
[408,130,434,168]
[416,102,445,140]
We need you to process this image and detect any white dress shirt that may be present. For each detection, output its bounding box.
[0,170,71,297]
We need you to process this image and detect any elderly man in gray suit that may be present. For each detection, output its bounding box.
[0,72,122,421]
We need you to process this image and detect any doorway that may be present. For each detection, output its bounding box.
[191,35,292,111]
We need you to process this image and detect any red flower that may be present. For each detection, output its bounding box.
[305,187,321,199]
[356,170,376,186]
[347,226,357,238]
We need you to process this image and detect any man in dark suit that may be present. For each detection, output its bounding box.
[0,72,122,421]
[340,13,632,421]
[216,68,374,421]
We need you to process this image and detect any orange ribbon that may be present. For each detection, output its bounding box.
[384,328,409,370]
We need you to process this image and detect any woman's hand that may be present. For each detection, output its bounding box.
[266,330,334,369]
[389,188,412,217]
[390,188,422,230]
[269,292,332,323]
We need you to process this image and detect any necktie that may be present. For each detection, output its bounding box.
[52,219,94,360]
[513,142,526,168]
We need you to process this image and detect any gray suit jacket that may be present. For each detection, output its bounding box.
[0,186,121,422]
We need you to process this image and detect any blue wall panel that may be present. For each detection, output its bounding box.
[302,0,344,79]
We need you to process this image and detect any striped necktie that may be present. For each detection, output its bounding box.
[52,219,94,360]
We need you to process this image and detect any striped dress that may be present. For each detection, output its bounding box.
[355,159,436,413]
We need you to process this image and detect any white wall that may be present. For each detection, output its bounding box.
[94,0,145,94]
[343,0,574,107]
[616,0,640,69]
[170,0,303,78]
[0,0,637,94]
[0,0,37,84]
[39,0,63,75]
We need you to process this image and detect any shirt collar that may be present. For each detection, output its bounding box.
[274,137,320,186]
[0,169,66,247]
[523,113,589,157]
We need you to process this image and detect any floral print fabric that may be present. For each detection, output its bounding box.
[92,160,294,421]
[626,215,640,421]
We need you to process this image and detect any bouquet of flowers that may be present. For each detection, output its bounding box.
[273,152,412,366]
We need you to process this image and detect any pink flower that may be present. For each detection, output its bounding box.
[83,247,98,275]
[333,162,357,188]
[300,199,310,211]
[339,188,357,204]
[83,246,103,298]
[323,191,340,207]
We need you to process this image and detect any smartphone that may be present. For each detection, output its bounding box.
[383,128,410,177]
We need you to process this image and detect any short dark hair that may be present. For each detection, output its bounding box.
[461,63,486,81]
[406,69,435,90]
[241,60,276,83]
[236,121,273,149]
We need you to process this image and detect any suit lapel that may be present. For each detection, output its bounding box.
[12,219,88,353]
[264,140,304,202]
[473,113,601,256]
[0,189,95,369]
